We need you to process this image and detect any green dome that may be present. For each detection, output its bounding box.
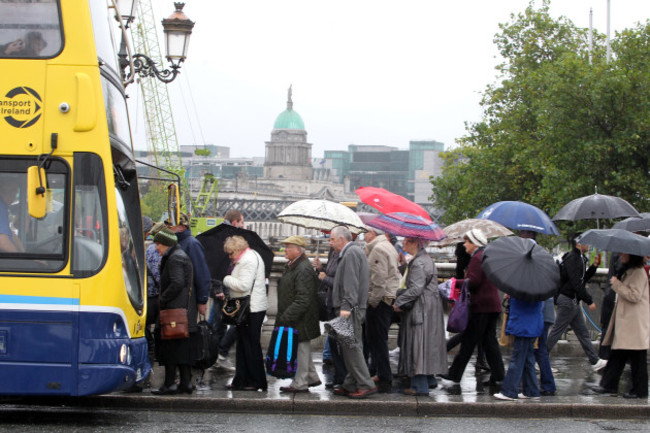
[273,108,305,130]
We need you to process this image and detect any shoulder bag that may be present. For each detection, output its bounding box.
[222,253,259,326]
[446,278,469,333]
[159,276,192,340]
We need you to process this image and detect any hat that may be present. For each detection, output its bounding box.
[465,228,487,247]
[153,227,177,247]
[281,235,307,247]
[142,216,153,235]
[365,225,384,235]
[179,213,190,227]
[150,221,166,236]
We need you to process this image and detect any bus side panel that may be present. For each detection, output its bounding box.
[0,308,75,395]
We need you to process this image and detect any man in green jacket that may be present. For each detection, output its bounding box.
[277,236,322,392]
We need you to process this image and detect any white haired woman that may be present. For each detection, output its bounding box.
[223,235,268,391]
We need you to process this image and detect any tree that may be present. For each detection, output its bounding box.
[431,0,650,230]
[140,182,168,222]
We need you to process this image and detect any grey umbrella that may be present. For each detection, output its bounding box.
[577,229,650,256]
[612,213,650,232]
[553,192,640,224]
[482,237,560,302]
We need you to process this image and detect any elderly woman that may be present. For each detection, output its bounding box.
[393,237,447,395]
[595,253,650,399]
[442,229,505,389]
[151,227,194,395]
[223,235,268,391]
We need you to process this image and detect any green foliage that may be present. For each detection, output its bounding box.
[140,182,168,222]
[194,149,211,157]
[431,0,650,236]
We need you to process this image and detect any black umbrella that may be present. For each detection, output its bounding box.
[612,213,650,232]
[576,229,650,257]
[553,192,640,223]
[482,237,560,302]
[197,224,274,280]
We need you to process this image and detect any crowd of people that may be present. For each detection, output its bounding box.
[142,212,649,400]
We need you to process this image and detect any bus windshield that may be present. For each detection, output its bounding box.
[0,0,63,59]
[0,159,68,272]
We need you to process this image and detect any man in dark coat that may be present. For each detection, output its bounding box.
[330,226,377,399]
[547,233,606,371]
[277,236,322,393]
[168,213,210,325]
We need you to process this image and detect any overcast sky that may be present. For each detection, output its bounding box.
[131,0,650,159]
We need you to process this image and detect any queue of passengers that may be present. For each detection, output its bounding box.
[143,214,649,400]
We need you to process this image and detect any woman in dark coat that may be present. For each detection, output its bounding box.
[151,228,195,395]
[443,229,505,388]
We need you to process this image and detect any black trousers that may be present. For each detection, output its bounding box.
[600,349,648,397]
[231,311,267,390]
[145,295,159,352]
[163,363,191,389]
[365,302,393,383]
[329,335,348,385]
[448,312,505,383]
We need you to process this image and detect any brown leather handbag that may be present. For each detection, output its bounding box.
[159,308,189,340]
[159,278,192,340]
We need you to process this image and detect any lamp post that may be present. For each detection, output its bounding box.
[119,2,194,84]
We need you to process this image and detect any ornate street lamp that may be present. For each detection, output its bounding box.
[120,2,195,84]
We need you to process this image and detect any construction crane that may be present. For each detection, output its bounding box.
[130,0,219,233]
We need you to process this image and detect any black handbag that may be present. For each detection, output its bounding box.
[222,295,251,326]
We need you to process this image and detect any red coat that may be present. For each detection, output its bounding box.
[457,248,502,314]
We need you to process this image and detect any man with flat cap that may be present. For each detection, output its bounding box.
[277,235,322,392]
[330,226,377,399]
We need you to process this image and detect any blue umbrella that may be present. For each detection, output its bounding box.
[477,201,560,235]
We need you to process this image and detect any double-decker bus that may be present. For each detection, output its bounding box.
[0,0,150,396]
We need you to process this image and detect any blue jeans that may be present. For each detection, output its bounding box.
[323,336,332,360]
[410,374,436,394]
[501,336,540,399]
[534,323,556,393]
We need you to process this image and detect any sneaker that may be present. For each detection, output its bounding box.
[518,393,540,400]
[592,359,607,372]
[493,392,516,401]
[217,355,235,371]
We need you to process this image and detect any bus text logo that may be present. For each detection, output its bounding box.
[1,86,42,128]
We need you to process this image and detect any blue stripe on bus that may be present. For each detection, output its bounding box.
[0,294,80,305]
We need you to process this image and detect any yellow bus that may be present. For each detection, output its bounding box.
[0,0,150,395]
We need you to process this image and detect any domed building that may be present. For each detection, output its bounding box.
[264,86,313,180]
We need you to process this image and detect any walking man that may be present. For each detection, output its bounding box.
[363,226,400,392]
[277,236,322,392]
[547,233,606,371]
[330,226,377,399]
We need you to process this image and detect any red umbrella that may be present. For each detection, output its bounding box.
[355,186,432,221]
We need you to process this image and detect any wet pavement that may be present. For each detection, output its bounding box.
[75,345,650,419]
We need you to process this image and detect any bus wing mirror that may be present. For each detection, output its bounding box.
[27,166,47,219]
[167,183,180,226]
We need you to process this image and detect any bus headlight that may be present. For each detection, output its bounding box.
[119,344,131,364]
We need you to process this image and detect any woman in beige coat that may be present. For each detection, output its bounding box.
[597,253,649,399]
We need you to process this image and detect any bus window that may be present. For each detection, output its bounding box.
[102,75,132,149]
[0,164,67,272]
[72,153,108,276]
[89,0,119,72]
[0,0,63,59]
[116,187,143,309]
